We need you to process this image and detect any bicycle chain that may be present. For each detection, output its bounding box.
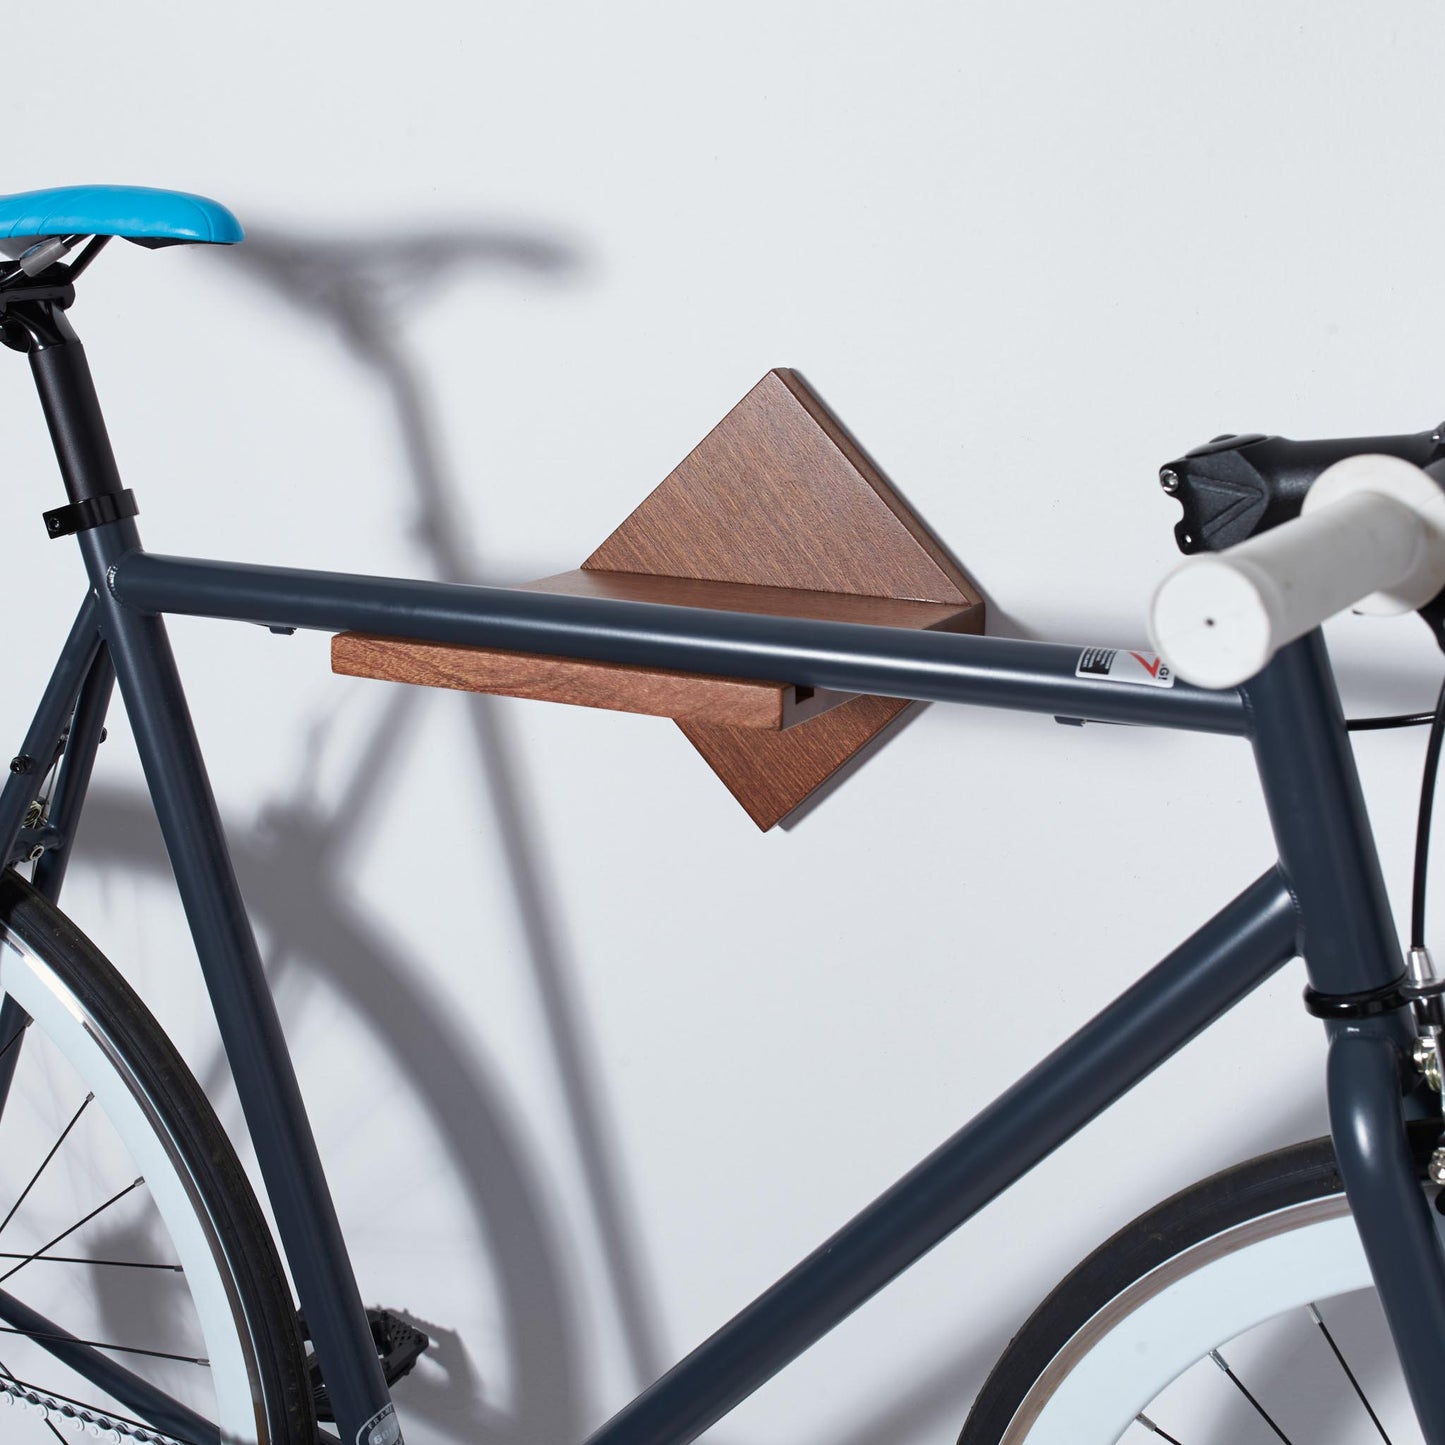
[0,1375,190,1445]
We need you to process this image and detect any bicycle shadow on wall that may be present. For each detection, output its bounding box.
[192,230,1007,1445]
[73,220,636,1445]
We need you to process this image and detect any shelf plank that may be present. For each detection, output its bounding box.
[518,569,980,631]
[330,632,854,730]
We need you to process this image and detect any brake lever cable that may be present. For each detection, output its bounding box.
[1411,678,1445,952]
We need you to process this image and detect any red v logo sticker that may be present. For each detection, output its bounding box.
[1129,651,1164,678]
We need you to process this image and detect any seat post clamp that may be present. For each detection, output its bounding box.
[43,489,138,539]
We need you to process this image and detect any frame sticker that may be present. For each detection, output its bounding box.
[359,1405,402,1445]
[1075,647,1175,688]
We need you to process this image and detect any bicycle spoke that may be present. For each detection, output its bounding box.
[0,875,286,1445]
[1136,1411,1186,1443]
[0,1176,142,1286]
[0,1252,180,1272]
[0,1323,207,1367]
[0,1091,93,1236]
[1209,1349,1293,1444]
[35,1392,67,1444]
[0,1019,32,1073]
[1308,1303,1393,1443]
[0,1288,218,1443]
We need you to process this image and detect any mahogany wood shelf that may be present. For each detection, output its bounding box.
[332,369,984,828]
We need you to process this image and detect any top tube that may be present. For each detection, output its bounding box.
[107,551,1247,735]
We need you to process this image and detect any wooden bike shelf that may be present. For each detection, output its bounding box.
[332,369,984,828]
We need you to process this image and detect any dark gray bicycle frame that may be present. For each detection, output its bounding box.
[7,315,1445,1445]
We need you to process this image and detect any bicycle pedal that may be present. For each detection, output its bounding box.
[299,1307,431,1423]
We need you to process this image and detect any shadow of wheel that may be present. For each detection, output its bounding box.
[67,786,585,1445]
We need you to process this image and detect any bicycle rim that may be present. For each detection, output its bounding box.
[0,869,313,1445]
[960,1133,1436,1444]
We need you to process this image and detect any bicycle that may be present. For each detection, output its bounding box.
[4,182,1445,1445]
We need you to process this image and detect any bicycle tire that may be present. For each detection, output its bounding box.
[959,1128,1440,1444]
[0,867,315,1445]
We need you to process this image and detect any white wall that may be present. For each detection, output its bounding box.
[6,3,1445,1441]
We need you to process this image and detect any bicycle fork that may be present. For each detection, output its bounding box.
[1245,632,1445,1438]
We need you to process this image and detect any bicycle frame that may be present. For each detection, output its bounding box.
[6,304,1445,1445]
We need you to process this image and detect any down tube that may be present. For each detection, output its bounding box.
[587,868,1298,1445]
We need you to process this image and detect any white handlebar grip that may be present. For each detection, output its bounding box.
[1149,454,1445,689]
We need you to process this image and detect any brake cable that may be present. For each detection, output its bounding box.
[1411,680,1445,952]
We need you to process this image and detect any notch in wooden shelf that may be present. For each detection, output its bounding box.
[332,368,984,829]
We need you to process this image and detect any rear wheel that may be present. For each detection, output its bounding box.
[0,868,314,1444]
[960,1133,1439,1444]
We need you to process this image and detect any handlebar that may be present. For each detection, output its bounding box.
[1149,455,1445,689]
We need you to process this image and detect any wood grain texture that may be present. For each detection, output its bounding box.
[580,367,984,826]
[331,369,985,828]
[681,696,915,830]
[520,569,981,632]
[331,632,851,730]
[584,368,980,606]
[677,597,984,830]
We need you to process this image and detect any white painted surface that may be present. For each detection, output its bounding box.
[4,4,1445,1442]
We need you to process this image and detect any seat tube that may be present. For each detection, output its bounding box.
[1244,630,1445,1439]
[23,313,403,1445]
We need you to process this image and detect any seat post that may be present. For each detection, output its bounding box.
[10,290,405,1445]
[14,299,127,511]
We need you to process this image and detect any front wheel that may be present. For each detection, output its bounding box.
[0,869,315,1444]
[960,1132,1441,1444]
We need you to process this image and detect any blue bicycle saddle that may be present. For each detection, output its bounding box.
[0,186,243,245]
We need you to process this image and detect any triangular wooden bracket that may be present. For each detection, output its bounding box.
[332,369,984,829]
